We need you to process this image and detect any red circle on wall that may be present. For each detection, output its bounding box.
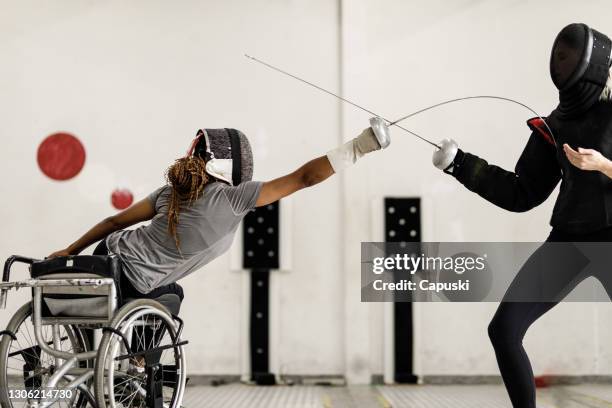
[37,133,86,181]
[535,375,552,388]
[111,188,134,210]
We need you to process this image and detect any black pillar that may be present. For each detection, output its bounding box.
[243,202,279,385]
[384,197,420,384]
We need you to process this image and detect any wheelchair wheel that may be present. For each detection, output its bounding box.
[94,299,186,408]
[0,302,91,408]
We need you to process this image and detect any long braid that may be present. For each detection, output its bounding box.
[165,156,209,251]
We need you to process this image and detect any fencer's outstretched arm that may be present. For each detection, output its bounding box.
[255,156,334,207]
[433,132,561,212]
[256,126,388,207]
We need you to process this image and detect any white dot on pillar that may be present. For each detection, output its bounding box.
[410,206,417,214]
[388,207,395,214]
[257,217,264,223]
[410,230,417,237]
[257,348,263,354]
[247,227,255,234]
[257,281,263,287]
[267,205,274,211]
[256,312,263,319]
[389,230,396,237]
[268,251,275,257]
[400,242,407,248]
[258,239,264,245]
[267,227,274,234]
[399,218,406,225]
[247,251,254,257]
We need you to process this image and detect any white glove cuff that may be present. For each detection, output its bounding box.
[326,139,364,173]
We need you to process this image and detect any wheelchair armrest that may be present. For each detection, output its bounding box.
[1,255,40,308]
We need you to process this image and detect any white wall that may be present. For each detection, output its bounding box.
[2,0,612,383]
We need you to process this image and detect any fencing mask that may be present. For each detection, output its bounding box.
[550,23,612,117]
[187,128,254,185]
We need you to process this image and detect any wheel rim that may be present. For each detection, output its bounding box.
[101,308,185,408]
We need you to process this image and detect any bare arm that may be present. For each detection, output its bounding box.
[48,198,157,257]
[50,124,385,257]
[254,125,388,207]
[255,156,334,207]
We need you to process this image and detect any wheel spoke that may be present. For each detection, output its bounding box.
[97,306,184,408]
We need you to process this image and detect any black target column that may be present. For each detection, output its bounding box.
[243,202,279,385]
[385,197,420,384]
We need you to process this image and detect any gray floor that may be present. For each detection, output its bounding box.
[183,384,612,408]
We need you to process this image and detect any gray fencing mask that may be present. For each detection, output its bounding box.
[189,128,254,185]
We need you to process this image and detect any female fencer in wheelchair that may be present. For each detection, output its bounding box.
[0,122,390,408]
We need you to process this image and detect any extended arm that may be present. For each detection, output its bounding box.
[256,123,389,207]
[48,198,157,257]
[433,133,561,212]
[256,156,333,207]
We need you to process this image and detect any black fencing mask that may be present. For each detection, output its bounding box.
[550,23,612,117]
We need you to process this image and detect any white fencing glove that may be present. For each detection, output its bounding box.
[327,117,391,173]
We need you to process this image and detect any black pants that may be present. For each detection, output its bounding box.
[489,228,612,408]
[93,240,184,302]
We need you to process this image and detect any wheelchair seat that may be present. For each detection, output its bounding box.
[123,293,182,316]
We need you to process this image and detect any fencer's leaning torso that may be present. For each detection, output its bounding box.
[105,181,262,294]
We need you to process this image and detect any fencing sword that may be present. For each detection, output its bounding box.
[388,95,556,144]
[245,54,440,149]
[245,55,555,149]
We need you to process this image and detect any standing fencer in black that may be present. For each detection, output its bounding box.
[433,23,612,408]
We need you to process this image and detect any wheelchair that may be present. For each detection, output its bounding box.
[0,255,188,408]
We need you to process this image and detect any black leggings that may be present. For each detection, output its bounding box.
[489,228,612,408]
[93,240,184,302]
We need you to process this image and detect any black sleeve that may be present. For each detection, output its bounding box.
[450,132,561,212]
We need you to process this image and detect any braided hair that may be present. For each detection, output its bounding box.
[165,156,209,250]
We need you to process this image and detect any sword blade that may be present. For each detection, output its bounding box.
[245,54,440,148]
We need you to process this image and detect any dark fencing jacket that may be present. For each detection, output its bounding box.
[451,101,612,234]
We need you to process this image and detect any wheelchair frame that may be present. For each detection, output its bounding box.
[0,255,188,408]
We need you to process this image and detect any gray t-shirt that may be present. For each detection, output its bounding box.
[106,181,263,294]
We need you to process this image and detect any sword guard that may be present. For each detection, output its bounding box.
[370,117,391,149]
